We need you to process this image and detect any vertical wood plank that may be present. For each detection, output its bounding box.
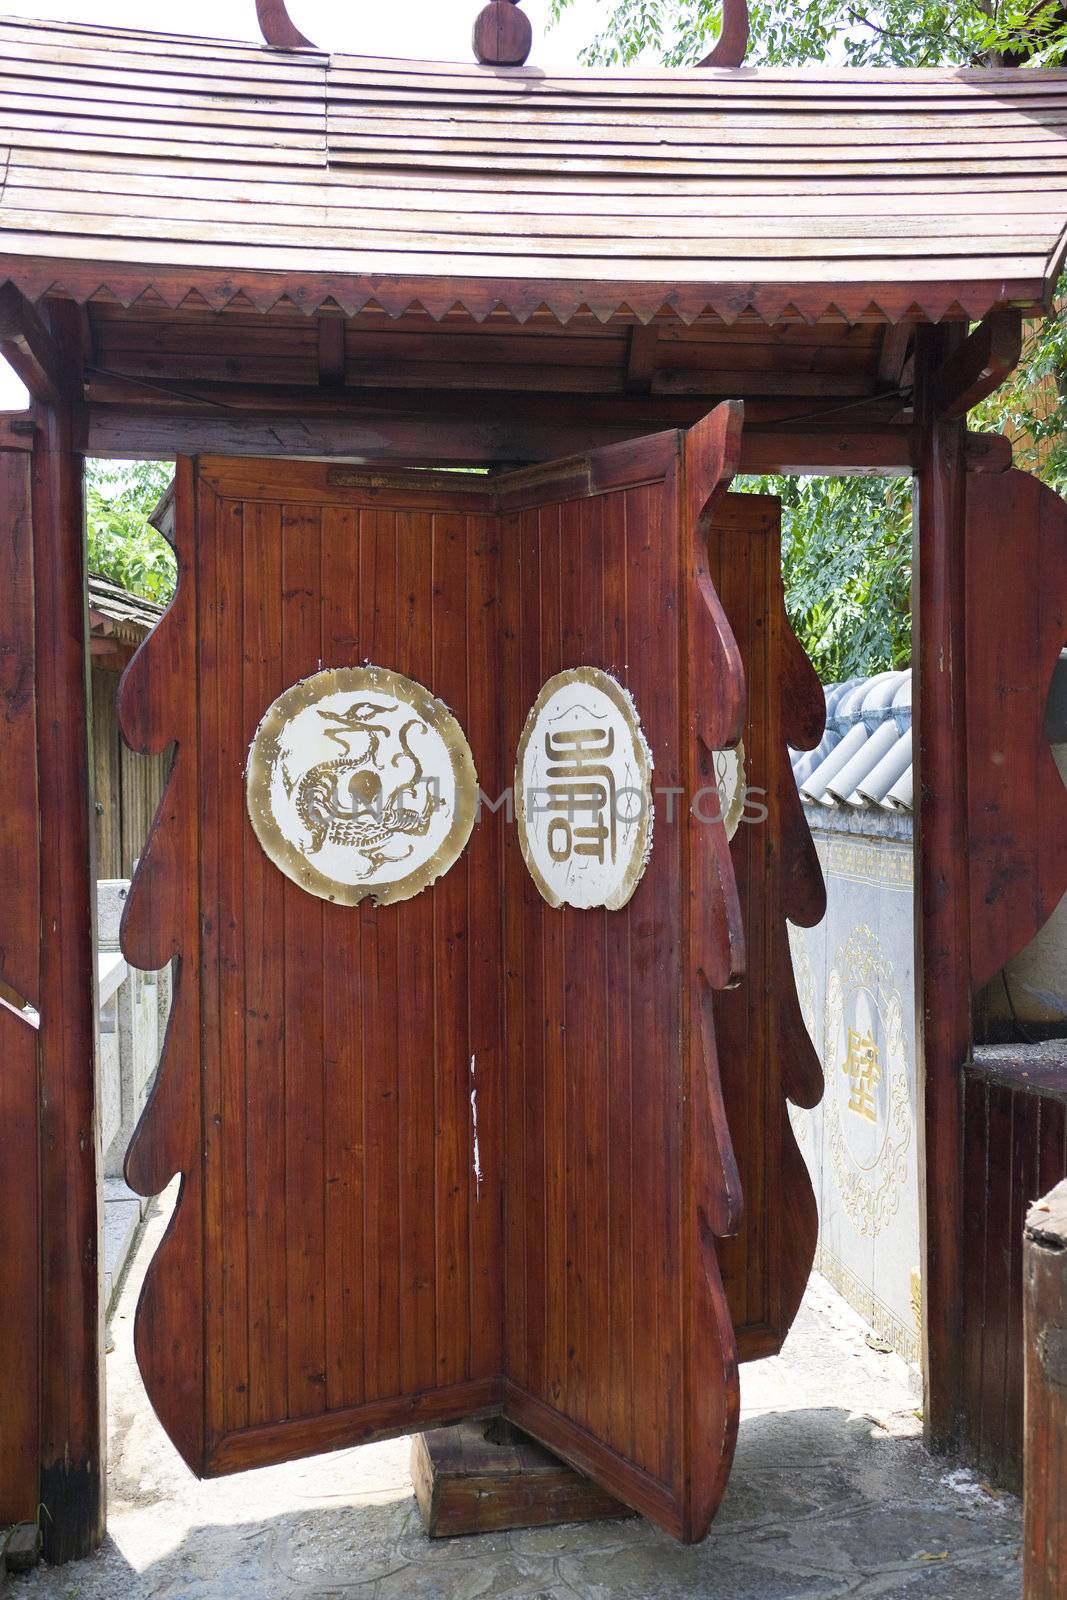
[467,508,505,1383]
[0,444,40,1526]
[395,506,437,1397]
[280,502,327,1418]
[914,325,970,1453]
[321,503,366,1412]
[33,385,106,1562]
[605,486,635,1466]
[1002,1087,1041,1488]
[218,499,250,1437]
[500,505,528,1393]
[539,502,566,1412]
[242,498,289,1428]
[432,508,472,1390]
[977,1083,1013,1476]
[358,507,402,1404]
[198,484,225,1452]
[961,1074,989,1469]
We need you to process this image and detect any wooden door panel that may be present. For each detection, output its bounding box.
[500,409,746,1540]
[119,415,747,1537]
[708,494,826,1360]
[122,461,506,1476]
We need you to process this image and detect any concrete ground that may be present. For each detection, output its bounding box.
[12,1197,1022,1600]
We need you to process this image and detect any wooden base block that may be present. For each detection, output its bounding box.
[410,1420,635,1538]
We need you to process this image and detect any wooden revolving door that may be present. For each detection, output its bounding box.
[117,403,823,1542]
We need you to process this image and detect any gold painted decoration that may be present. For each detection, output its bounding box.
[515,666,653,911]
[824,923,913,1239]
[246,665,478,907]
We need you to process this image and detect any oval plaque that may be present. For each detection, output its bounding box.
[246,665,478,907]
[515,667,654,911]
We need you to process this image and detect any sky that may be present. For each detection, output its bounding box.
[0,0,615,408]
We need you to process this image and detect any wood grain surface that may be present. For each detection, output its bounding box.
[0,447,41,1528]
[708,492,825,1360]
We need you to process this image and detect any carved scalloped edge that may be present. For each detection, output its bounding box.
[115,457,205,1473]
[769,573,826,1339]
[684,403,746,1265]
[0,257,1036,329]
[776,618,827,1113]
[681,403,748,1542]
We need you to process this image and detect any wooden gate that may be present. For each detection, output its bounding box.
[118,404,819,1540]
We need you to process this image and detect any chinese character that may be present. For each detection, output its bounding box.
[542,726,617,866]
[842,1025,881,1123]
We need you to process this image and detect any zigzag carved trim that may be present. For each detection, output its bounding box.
[0,256,1040,329]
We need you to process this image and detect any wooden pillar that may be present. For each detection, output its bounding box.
[0,436,42,1527]
[913,325,970,1453]
[31,303,105,1562]
[1024,1181,1067,1599]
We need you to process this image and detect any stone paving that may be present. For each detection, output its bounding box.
[12,1195,1022,1600]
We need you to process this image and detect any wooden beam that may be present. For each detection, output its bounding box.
[0,285,71,406]
[0,412,35,451]
[964,430,1012,473]
[877,322,914,389]
[316,315,345,388]
[913,323,970,1457]
[32,300,104,1564]
[85,404,916,475]
[929,309,1022,421]
[625,325,659,394]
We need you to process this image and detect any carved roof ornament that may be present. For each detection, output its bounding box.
[473,0,533,66]
[698,0,749,66]
[255,0,315,50]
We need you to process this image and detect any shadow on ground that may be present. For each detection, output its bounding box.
[11,1202,1022,1600]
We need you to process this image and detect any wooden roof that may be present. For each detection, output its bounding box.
[2,14,1067,324]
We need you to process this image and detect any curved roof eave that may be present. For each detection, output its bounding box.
[1,14,1066,325]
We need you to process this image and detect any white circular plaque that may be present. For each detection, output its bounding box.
[515,667,654,911]
[245,665,478,907]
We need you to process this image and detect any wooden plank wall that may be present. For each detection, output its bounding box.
[498,416,746,1541]
[123,461,507,1477]
[962,1050,1067,1492]
[500,476,691,1519]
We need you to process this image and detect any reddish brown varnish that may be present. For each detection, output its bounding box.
[0,445,41,1529]
[120,411,747,1540]
[708,494,825,1356]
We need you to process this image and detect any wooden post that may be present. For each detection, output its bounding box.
[1024,1181,1067,1600]
[0,437,41,1527]
[913,325,970,1454]
[32,300,105,1562]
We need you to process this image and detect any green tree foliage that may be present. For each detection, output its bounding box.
[739,474,913,682]
[551,0,1067,679]
[549,0,1067,70]
[86,459,176,604]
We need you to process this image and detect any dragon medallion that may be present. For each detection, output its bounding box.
[246,665,479,906]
